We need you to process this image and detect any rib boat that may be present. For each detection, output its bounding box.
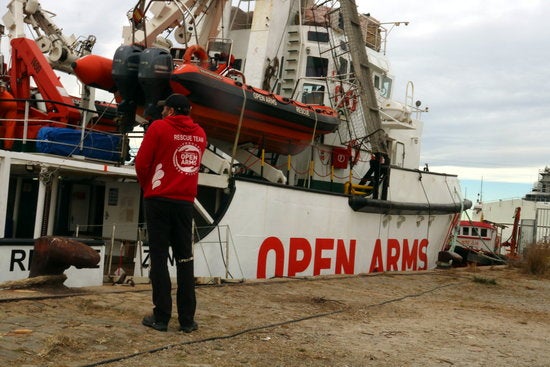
[170,63,339,155]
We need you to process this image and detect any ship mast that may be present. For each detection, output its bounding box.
[339,0,387,154]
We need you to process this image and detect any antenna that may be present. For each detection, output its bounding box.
[478,176,484,204]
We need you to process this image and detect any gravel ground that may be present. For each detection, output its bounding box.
[1,266,549,367]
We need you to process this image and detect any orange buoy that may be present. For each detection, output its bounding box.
[183,45,210,68]
[72,54,116,92]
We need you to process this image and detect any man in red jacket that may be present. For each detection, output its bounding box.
[135,93,207,333]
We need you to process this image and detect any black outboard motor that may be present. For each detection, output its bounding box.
[138,47,173,121]
[112,45,145,133]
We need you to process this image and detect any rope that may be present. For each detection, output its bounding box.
[229,84,248,172]
[418,171,432,240]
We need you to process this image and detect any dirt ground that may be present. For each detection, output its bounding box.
[1,266,549,367]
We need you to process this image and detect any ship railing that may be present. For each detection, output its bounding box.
[194,224,245,280]
[291,75,417,127]
[289,75,356,109]
[0,97,126,163]
[75,223,145,281]
[292,76,384,142]
[377,107,412,126]
[74,222,245,281]
[132,222,246,281]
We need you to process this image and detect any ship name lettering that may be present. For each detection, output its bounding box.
[6,248,101,272]
[295,106,311,117]
[369,238,429,272]
[252,92,278,106]
[142,248,177,267]
[256,237,356,278]
[9,249,31,271]
[256,237,429,278]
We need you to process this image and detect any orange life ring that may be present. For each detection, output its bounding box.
[334,85,358,112]
[334,85,345,108]
[183,45,209,68]
[345,89,358,112]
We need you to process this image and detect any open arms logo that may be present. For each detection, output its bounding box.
[173,143,202,174]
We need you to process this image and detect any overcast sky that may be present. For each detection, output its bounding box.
[3,0,549,194]
[361,0,550,188]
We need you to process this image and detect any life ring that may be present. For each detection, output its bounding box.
[345,89,358,112]
[334,85,345,108]
[334,85,358,112]
[183,45,209,68]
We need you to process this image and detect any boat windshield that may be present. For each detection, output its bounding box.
[302,83,325,105]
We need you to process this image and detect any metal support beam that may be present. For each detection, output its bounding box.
[339,0,387,154]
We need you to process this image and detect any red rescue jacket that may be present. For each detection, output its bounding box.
[135,114,207,203]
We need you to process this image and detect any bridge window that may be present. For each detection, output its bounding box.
[380,75,392,98]
[307,31,329,42]
[337,57,348,80]
[306,56,328,77]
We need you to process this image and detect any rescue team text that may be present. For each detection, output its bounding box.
[256,237,429,278]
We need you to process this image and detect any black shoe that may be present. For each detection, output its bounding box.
[179,321,198,333]
[142,314,168,332]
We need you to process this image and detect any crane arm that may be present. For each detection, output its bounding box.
[122,0,228,48]
[3,0,96,73]
[9,37,81,122]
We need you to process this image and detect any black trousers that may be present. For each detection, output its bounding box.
[144,198,196,327]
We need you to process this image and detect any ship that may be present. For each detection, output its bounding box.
[451,219,508,266]
[470,167,550,254]
[0,0,468,287]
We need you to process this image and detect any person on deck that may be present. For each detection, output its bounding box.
[135,93,207,333]
[359,152,390,199]
[359,152,382,186]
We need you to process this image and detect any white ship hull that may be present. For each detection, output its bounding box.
[152,170,462,280]
[0,150,461,286]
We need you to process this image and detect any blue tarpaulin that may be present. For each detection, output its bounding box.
[36,127,121,161]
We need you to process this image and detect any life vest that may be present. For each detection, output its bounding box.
[0,89,17,150]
